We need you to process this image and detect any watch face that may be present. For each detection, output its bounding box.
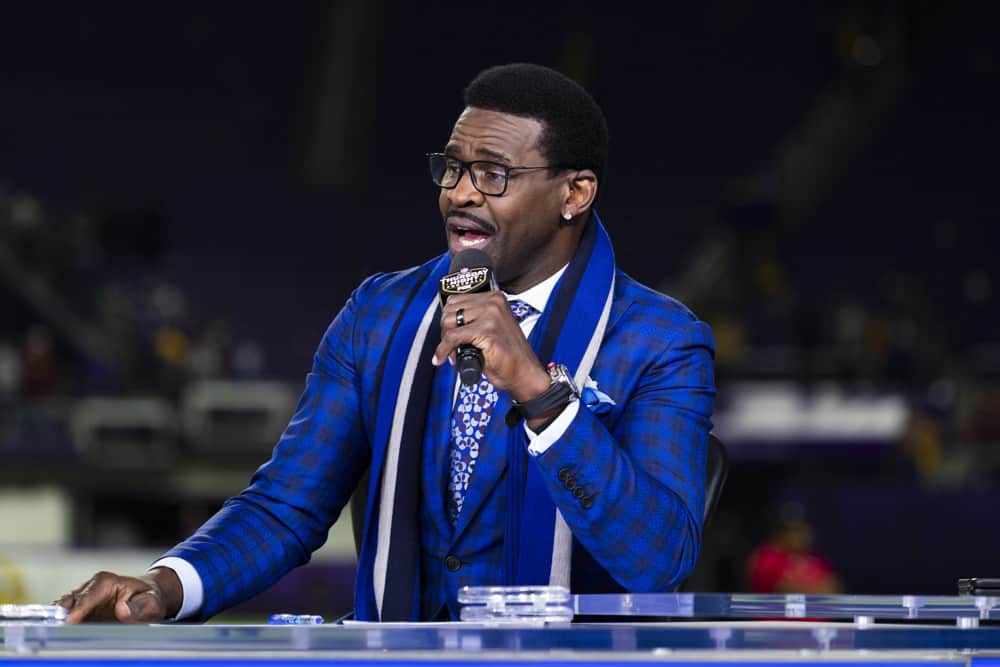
[547,363,579,396]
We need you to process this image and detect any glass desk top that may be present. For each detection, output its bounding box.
[5,594,1000,660]
[570,593,1000,621]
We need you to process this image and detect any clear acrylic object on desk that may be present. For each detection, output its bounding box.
[458,585,573,623]
[0,605,67,625]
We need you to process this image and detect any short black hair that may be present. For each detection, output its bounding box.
[463,63,609,183]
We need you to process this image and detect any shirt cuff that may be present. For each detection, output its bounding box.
[524,400,579,456]
[149,557,204,621]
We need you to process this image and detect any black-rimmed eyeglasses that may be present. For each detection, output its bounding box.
[427,153,558,196]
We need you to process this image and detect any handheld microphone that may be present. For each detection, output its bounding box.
[439,249,496,386]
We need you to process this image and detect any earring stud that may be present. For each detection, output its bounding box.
[563,212,572,220]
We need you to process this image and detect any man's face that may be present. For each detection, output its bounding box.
[439,107,577,294]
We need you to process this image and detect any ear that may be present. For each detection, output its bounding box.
[561,169,598,221]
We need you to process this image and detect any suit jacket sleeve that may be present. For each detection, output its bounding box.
[532,307,715,592]
[160,276,379,620]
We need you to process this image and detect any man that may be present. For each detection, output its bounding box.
[57,63,716,623]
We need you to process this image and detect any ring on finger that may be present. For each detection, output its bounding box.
[455,308,466,327]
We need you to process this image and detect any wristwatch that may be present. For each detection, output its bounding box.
[505,362,580,427]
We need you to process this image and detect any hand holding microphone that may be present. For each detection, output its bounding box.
[437,249,496,385]
[434,249,551,401]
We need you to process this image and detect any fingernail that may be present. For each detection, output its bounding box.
[431,354,439,366]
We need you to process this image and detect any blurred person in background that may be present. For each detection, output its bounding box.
[57,63,716,623]
[0,340,22,401]
[21,326,58,398]
[746,502,841,595]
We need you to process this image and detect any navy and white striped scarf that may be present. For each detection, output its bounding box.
[355,214,616,621]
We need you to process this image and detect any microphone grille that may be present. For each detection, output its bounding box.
[449,248,492,272]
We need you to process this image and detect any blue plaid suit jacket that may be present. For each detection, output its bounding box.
[163,258,715,621]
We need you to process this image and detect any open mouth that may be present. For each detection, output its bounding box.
[447,216,494,250]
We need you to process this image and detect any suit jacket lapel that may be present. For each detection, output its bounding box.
[425,362,457,539]
[449,390,511,543]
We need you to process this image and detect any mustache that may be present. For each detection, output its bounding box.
[445,210,497,235]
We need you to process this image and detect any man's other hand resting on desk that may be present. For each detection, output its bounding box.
[56,568,182,623]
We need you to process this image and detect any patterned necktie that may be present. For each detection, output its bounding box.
[447,298,538,525]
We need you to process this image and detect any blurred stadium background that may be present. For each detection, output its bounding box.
[2,1,999,619]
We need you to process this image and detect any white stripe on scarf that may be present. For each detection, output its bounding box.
[549,275,616,587]
[373,297,440,617]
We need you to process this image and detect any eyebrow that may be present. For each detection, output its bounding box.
[443,144,512,164]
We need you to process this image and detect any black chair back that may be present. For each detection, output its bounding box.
[350,466,370,559]
[704,433,728,528]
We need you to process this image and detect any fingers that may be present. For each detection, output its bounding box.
[433,292,545,394]
[61,572,116,624]
[439,292,510,332]
[434,292,513,367]
[58,572,165,624]
[122,589,164,623]
[433,318,490,368]
[114,595,134,622]
[54,592,75,608]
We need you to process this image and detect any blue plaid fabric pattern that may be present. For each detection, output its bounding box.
[161,255,715,622]
[448,300,536,525]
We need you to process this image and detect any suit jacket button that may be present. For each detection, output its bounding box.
[563,477,576,490]
[445,555,462,572]
[581,496,594,509]
[557,467,571,482]
[573,486,586,499]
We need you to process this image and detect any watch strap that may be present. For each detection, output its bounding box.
[505,363,579,427]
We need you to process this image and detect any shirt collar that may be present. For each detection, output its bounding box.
[504,264,568,315]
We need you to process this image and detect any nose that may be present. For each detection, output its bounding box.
[446,166,485,207]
